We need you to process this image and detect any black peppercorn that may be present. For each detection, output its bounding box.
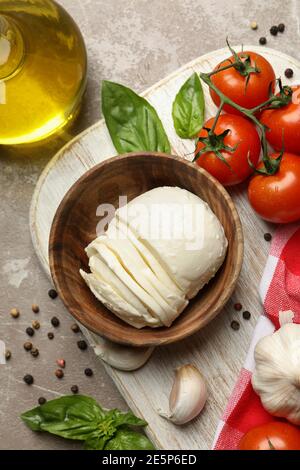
[231,320,240,331]
[259,37,267,45]
[71,323,81,333]
[24,341,33,351]
[51,316,60,327]
[84,368,93,377]
[77,340,87,351]
[38,397,47,405]
[278,23,285,33]
[270,25,278,36]
[243,310,251,320]
[71,385,79,394]
[48,289,58,299]
[55,369,64,379]
[264,233,272,242]
[30,347,39,358]
[23,374,34,385]
[285,68,293,79]
[26,327,34,337]
[47,332,54,340]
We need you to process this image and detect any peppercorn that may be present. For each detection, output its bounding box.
[23,374,34,385]
[24,341,33,351]
[231,320,240,331]
[270,25,278,36]
[32,320,40,330]
[51,316,60,327]
[5,350,11,360]
[48,289,58,299]
[32,304,40,313]
[285,68,293,79]
[71,385,79,394]
[30,347,39,358]
[71,323,81,333]
[278,23,285,33]
[250,21,258,30]
[264,233,272,242]
[10,308,20,318]
[77,340,87,351]
[234,302,242,311]
[26,327,34,337]
[259,37,267,45]
[84,368,93,377]
[47,332,54,340]
[55,369,64,379]
[38,397,47,405]
[243,310,251,320]
[56,359,65,368]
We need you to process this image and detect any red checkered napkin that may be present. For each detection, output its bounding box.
[213,223,300,450]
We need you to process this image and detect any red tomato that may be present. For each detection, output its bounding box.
[248,152,300,223]
[210,51,275,115]
[260,86,300,155]
[239,422,300,450]
[195,114,260,186]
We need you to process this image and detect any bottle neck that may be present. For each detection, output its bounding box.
[0,14,25,80]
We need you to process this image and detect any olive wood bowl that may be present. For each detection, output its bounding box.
[49,152,243,347]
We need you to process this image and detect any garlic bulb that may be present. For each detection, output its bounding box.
[159,364,207,425]
[94,339,154,371]
[252,323,300,425]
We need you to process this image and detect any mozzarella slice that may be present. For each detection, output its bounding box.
[80,270,161,328]
[91,236,186,325]
[87,242,172,326]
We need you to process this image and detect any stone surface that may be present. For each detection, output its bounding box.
[0,0,299,450]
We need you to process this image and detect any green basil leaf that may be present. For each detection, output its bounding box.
[84,436,106,450]
[102,80,171,154]
[106,409,147,428]
[104,429,155,450]
[172,72,205,138]
[21,395,105,440]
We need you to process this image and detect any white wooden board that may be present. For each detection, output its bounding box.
[30,46,300,449]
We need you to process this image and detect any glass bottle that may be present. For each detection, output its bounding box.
[0,0,87,145]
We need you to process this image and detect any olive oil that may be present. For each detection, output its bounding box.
[0,0,87,145]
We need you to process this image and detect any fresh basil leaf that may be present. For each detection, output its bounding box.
[106,409,147,428]
[172,72,205,138]
[104,429,155,450]
[21,395,105,440]
[84,436,106,450]
[102,80,171,154]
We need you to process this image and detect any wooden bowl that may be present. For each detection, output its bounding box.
[49,152,243,347]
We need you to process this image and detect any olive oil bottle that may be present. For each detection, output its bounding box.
[0,0,87,145]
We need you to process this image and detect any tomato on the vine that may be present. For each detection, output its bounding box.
[248,152,300,223]
[239,422,300,450]
[194,114,260,186]
[210,51,275,115]
[260,85,300,155]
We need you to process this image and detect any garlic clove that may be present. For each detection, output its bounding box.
[94,338,154,371]
[159,364,207,425]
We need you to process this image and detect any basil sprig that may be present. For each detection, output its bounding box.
[102,80,171,154]
[21,395,155,450]
[172,72,205,139]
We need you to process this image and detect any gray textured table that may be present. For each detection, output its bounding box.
[0,0,299,450]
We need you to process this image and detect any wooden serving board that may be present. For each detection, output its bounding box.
[30,46,300,449]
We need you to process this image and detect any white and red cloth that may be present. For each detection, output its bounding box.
[213,223,300,450]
